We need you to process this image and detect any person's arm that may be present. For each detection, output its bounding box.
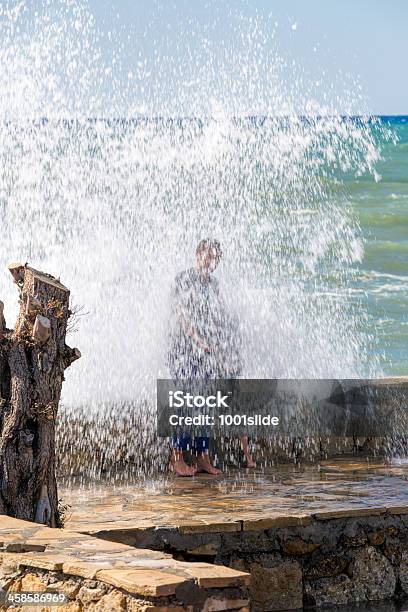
[210,280,242,375]
[176,304,212,353]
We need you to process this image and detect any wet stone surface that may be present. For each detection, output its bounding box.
[63,458,408,537]
[3,458,408,609]
[57,458,408,610]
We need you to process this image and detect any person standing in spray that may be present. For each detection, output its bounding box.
[167,238,254,476]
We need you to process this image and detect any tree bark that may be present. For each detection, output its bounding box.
[0,263,80,526]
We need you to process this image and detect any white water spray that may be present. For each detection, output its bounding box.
[0,1,391,478]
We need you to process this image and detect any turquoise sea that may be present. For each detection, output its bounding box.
[350,117,408,375]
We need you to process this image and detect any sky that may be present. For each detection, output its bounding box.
[4,0,408,116]
[83,0,408,115]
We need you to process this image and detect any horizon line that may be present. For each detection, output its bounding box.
[1,114,407,123]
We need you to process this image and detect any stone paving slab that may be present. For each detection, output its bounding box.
[177,521,241,534]
[241,513,313,531]
[95,568,188,597]
[63,457,408,538]
[0,516,249,600]
[387,505,408,515]
[313,506,387,520]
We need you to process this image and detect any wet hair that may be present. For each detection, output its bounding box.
[196,238,222,261]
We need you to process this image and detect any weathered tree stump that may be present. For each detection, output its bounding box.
[0,263,80,526]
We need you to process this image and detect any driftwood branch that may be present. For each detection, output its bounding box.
[0,263,80,525]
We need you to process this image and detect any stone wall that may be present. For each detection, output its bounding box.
[0,515,250,612]
[107,507,408,611]
[0,564,249,612]
[3,508,408,611]
[4,498,408,609]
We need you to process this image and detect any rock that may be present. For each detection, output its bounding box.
[87,580,99,588]
[384,543,402,565]
[282,538,321,556]
[305,574,356,606]
[222,531,278,554]
[250,560,302,611]
[77,586,107,603]
[246,532,278,553]
[6,577,22,592]
[58,603,82,612]
[187,543,219,556]
[20,572,46,592]
[135,607,192,612]
[45,579,80,598]
[398,548,408,594]
[386,526,399,537]
[203,596,250,611]
[341,526,367,548]
[307,547,396,605]
[367,530,385,546]
[91,589,127,611]
[229,558,247,573]
[350,546,396,600]
[0,558,20,578]
[306,554,348,579]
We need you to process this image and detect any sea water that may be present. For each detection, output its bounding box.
[349,116,408,375]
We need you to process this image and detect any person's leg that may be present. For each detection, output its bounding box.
[169,357,198,476]
[170,435,197,476]
[240,436,256,468]
[193,437,222,475]
[187,359,221,475]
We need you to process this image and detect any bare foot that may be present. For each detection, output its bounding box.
[241,436,256,468]
[170,451,197,477]
[195,453,222,475]
[245,456,256,468]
